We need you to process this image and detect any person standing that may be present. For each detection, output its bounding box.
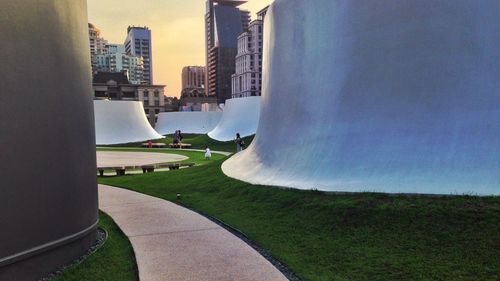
[178,130,183,146]
[173,130,178,144]
[205,146,212,160]
[235,133,244,152]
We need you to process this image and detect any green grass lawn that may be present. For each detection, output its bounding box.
[103,134,254,153]
[98,159,500,281]
[55,211,138,281]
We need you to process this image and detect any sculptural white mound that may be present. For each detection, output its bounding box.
[156,112,222,135]
[222,0,500,195]
[208,96,261,141]
[94,100,163,145]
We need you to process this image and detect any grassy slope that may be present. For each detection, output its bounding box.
[98,159,500,281]
[103,134,254,153]
[56,211,138,281]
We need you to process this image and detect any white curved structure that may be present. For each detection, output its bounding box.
[222,0,500,195]
[155,112,222,135]
[208,96,261,141]
[94,100,163,145]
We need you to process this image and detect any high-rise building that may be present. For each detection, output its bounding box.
[231,6,268,98]
[125,26,153,84]
[93,44,145,84]
[88,23,107,55]
[88,24,145,84]
[182,66,206,90]
[88,23,108,73]
[205,0,250,104]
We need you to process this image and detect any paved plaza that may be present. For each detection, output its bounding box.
[96,151,187,167]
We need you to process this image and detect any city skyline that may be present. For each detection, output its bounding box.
[87,0,272,97]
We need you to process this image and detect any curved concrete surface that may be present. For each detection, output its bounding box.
[155,112,222,135]
[99,185,287,281]
[223,0,500,195]
[208,97,260,141]
[96,151,188,167]
[0,1,98,280]
[94,100,163,145]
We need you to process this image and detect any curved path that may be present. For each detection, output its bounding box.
[99,185,287,281]
[96,151,187,167]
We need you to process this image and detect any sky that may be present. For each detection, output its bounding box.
[87,0,273,97]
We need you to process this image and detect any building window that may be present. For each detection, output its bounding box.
[154,91,159,98]
[155,101,160,106]
[155,109,160,114]
[145,109,150,114]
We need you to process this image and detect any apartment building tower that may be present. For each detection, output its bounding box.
[88,23,107,55]
[205,0,250,104]
[125,26,153,84]
[231,6,268,98]
[93,44,144,84]
[182,66,206,90]
[88,23,108,73]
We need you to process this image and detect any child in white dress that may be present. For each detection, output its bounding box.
[205,146,212,160]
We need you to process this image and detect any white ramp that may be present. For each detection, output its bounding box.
[208,97,260,141]
[156,112,222,135]
[222,0,500,196]
[94,100,163,145]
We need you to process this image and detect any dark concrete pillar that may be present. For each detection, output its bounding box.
[0,1,98,280]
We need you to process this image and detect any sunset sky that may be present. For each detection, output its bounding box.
[87,0,273,97]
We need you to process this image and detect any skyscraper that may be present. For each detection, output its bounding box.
[232,6,268,98]
[182,66,206,90]
[205,0,250,104]
[125,26,153,84]
[88,23,107,56]
[88,23,108,73]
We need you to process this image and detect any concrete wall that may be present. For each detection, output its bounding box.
[94,100,164,145]
[0,1,98,279]
[156,112,223,135]
[222,0,500,195]
[208,97,261,141]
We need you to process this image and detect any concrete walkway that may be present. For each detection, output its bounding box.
[99,185,287,281]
